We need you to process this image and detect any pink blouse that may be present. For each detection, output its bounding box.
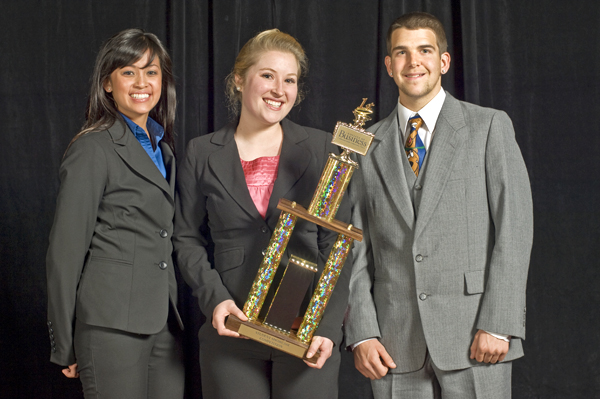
[240,156,280,219]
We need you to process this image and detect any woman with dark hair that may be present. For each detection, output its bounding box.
[173,29,351,398]
[46,28,184,398]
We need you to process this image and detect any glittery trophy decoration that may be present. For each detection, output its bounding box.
[226,99,375,363]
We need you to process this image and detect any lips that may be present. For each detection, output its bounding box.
[405,73,425,79]
[130,93,150,100]
[264,98,283,108]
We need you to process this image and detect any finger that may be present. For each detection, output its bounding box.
[469,340,477,359]
[498,352,507,362]
[306,336,322,359]
[378,347,396,369]
[232,306,248,322]
[476,348,485,363]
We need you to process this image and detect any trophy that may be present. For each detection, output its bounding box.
[226,99,375,363]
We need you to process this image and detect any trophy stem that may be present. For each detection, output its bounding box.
[307,154,356,222]
[296,233,355,343]
[243,211,297,321]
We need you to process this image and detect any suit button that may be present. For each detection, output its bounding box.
[261,248,268,256]
[52,347,56,353]
[159,261,168,270]
[47,321,52,327]
[415,254,423,262]
[49,334,54,340]
[49,328,54,333]
[419,293,427,301]
[415,184,422,190]
[159,229,168,238]
[261,226,268,233]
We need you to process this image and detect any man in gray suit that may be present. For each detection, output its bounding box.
[344,12,533,398]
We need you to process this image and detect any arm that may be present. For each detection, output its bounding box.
[46,136,107,367]
[344,168,396,377]
[172,140,235,325]
[474,111,533,347]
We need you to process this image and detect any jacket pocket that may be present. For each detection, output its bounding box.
[464,270,485,294]
[214,246,244,273]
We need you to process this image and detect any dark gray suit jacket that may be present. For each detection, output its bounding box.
[345,93,533,372]
[46,120,181,366]
[173,118,352,344]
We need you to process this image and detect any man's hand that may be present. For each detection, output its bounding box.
[470,329,509,364]
[212,299,248,338]
[304,336,333,369]
[62,363,79,378]
[353,339,396,380]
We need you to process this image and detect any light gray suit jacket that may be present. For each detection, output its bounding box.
[46,120,181,366]
[345,93,533,372]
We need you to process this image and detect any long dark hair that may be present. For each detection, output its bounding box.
[69,28,176,152]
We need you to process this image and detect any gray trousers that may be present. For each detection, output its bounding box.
[198,324,341,399]
[74,315,184,399]
[371,352,512,399]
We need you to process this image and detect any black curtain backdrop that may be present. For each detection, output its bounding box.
[1,1,598,398]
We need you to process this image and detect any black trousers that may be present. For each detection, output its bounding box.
[198,324,341,399]
[74,314,184,399]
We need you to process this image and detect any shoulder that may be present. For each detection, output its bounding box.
[63,129,115,163]
[282,118,333,150]
[447,94,511,124]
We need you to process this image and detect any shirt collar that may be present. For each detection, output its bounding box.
[120,113,165,144]
[397,88,446,135]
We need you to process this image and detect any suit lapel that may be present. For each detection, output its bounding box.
[110,121,174,203]
[265,119,311,226]
[414,94,467,240]
[369,106,415,228]
[208,124,262,220]
[161,141,176,199]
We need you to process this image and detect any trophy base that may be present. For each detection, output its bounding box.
[225,315,320,364]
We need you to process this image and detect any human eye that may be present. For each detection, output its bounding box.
[147,70,159,75]
[285,78,296,84]
[262,73,274,79]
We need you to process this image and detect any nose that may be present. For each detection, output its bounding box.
[408,51,421,67]
[271,78,284,96]
[135,72,148,87]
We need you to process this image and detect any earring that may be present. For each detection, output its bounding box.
[441,70,445,74]
[236,87,240,91]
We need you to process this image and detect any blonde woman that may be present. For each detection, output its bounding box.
[174,29,351,398]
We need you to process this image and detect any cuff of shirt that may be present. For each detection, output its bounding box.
[484,330,511,342]
[350,337,377,350]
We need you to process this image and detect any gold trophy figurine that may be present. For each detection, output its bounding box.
[226,99,375,363]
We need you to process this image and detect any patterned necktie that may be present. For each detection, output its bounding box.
[404,114,426,176]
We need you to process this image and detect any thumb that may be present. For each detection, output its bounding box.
[378,346,396,369]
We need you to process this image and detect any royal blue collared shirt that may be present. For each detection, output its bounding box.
[120,113,167,179]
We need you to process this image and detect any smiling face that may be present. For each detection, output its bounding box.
[236,50,298,128]
[385,27,450,111]
[103,50,162,127]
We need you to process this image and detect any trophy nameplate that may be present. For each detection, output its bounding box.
[226,99,376,363]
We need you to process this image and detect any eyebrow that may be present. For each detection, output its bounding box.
[391,44,436,53]
[258,67,298,76]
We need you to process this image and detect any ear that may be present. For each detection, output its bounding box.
[385,56,393,77]
[103,78,112,93]
[234,74,243,91]
[440,52,451,74]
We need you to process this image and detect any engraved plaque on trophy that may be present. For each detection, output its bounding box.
[226,99,375,363]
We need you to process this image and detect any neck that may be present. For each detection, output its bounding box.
[399,85,442,113]
[234,117,283,161]
[122,112,150,138]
